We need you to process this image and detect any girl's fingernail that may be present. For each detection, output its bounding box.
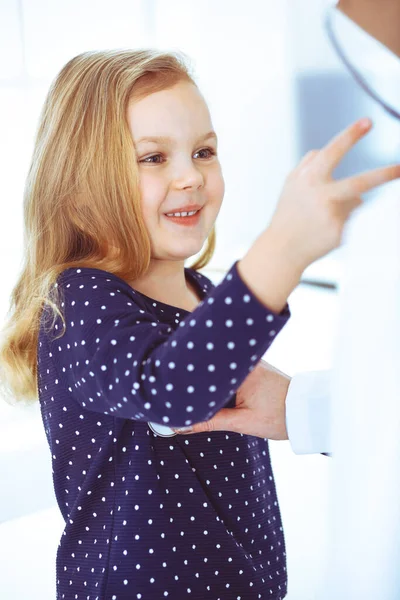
[359,117,372,129]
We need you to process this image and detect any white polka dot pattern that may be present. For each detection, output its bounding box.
[37,260,290,599]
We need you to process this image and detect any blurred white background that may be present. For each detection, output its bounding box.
[0,0,397,598]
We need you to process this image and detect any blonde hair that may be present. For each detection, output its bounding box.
[0,49,216,406]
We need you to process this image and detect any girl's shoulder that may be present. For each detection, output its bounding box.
[54,266,216,320]
[58,266,131,289]
[56,266,144,304]
[53,266,146,316]
[58,265,214,287]
[57,265,216,304]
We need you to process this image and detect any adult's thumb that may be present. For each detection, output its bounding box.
[174,408,239,435]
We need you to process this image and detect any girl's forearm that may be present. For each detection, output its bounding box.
[237,228,303,315]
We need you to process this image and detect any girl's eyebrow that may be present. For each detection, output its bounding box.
[135,131,218,145]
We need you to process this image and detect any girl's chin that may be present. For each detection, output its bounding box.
[154,242,206,261]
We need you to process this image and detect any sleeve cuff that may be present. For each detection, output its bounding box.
[285,370,332,455]
[230,260,291,321]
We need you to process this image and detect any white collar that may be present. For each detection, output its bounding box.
[329,5,400,114]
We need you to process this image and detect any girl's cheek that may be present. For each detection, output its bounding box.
[218,176,225,198]
[210,175,225,204]
[139,177,165,209]
[211,164,225,194]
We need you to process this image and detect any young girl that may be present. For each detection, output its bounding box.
[1,49,398,600]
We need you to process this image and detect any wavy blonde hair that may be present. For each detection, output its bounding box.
[0,49,216,406]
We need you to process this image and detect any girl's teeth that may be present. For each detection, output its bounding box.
[166,210,198,217]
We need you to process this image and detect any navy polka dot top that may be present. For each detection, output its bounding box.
[37,260,291,600]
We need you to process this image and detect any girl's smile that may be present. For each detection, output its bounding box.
[163,205,203,226]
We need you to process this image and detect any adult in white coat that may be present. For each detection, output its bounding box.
[324,1,400,598]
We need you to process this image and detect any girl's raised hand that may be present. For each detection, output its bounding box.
[267,118,400,273]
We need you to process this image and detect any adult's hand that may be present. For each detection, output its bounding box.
[173,359,290,439]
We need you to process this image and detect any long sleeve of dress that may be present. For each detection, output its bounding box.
[49,260,290,428]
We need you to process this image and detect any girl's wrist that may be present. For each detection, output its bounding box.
[260,226,308,277]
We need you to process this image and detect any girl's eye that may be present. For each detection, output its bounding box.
[139,147,216,164]
[193,147,216,160]
[140,154,164,164]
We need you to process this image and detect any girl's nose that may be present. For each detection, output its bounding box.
[172,163,204,190]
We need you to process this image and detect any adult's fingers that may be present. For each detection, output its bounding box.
[331,163,400,199]
[173,407,238,435]
[313,118,372,177]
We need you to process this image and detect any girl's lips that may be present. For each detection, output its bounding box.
[163,207,202,226]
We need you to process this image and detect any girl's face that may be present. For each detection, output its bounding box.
[128,81,225,262]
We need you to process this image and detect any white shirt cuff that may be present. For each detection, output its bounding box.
[285,370,332,455]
